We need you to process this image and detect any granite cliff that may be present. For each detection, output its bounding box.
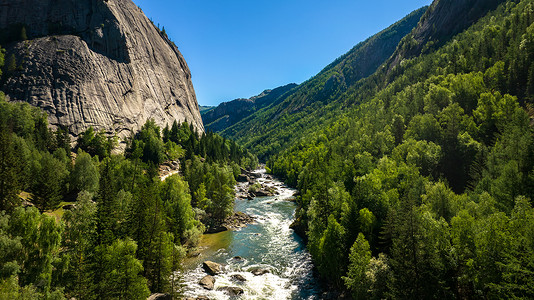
[0,0,204,140]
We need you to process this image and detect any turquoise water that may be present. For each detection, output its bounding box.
[180,170,323,299]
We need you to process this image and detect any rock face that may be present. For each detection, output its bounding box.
[388,0,506,70]
[0,0,204,140]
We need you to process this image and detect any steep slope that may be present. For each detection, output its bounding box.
[202,83,297,132]
[199,106,215,114]
[387,0,506,70]
[266,0,534,297]
[0,0,204,140]
[274,7,428,114]
[223,7,427,159]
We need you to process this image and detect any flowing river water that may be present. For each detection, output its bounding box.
[178,169,324,299]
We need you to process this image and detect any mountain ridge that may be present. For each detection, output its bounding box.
[202,83,297,132]
[221,6,428,159]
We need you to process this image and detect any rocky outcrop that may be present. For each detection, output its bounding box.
[202,83,297,132]
[0,0,204,141]
[223,211,255,230]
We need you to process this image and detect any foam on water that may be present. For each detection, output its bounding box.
[178,169,322,299]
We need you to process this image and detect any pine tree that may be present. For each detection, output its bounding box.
[0,125,19,211]
[20,26,27,41]
[343,233,372,299]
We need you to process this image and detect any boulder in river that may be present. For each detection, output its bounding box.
[203,261,222,275]
[250,172,262,179]
[231,274,247,282]
[249,267,270,276]
[237,174,250,182]
[217,286,244,296]
[254,188,274,197]
[199,275,215,290]
[223,211,255,230]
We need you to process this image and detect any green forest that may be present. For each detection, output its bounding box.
[238,0,534,298]
[2,0,534,299]
[0,67,257,298]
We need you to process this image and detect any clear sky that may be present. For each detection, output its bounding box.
[133,0,432,106]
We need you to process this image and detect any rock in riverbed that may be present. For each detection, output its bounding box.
[217,286,244,296]
[199,275,215,290]
[224,211,255,230]
[237,174,250,182]
[231,274,247,282]
[203,261,222,275]
[249,267,270,276]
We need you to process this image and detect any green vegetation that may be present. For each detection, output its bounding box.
[223,6,427,160]
[0,84,256,297]
[2,0,534,298]
[224,0,534,298]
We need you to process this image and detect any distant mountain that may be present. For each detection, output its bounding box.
[202,83,297,132]
[222,7,428,159]
[199,106,216,114]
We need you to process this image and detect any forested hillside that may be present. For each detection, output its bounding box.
[222,7,427,159]
[202,83,297,132]
[0,70,257,298]
[259,0,534,298]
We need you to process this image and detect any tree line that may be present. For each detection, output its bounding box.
[0,85,257,298]
[262,0,534,298]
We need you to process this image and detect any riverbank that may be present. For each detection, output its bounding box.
[178,168,323,299]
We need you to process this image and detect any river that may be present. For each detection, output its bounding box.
[178,169,324,299]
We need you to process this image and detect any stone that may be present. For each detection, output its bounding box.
[0,0,204,143]
[237,174,249,182]
[250,172,262,179]
[147,293,171,300]
[216,286,244,296]
[199,275,215,290]
[254,189,274,197]
[231,274,247,282]
[249,267,270,276]
[223,212,255,230]
[202,261,222,275]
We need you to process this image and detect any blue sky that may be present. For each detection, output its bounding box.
[134,0,432,106]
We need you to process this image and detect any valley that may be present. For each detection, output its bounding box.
[1,0,534,299]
